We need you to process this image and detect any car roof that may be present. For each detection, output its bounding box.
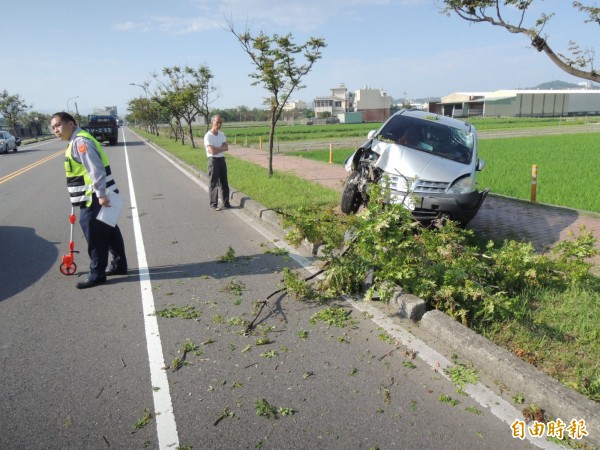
[392,109,474,133]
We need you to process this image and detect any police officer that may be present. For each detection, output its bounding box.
[51,112,127,289]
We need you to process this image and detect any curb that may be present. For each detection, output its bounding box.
[421,310,599,445]
[143,133,600,448]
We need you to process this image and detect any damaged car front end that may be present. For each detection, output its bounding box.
[341,109,488,226]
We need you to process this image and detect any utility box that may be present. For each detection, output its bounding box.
[338,111,363,124]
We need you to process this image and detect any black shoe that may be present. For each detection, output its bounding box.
[223,203,232,209]
[106,267,128,276]
[76,277,107,289]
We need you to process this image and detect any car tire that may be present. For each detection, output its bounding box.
[1,144,7,154]
[341,172,363,214]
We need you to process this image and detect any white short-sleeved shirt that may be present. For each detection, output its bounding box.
[204,130,227,158]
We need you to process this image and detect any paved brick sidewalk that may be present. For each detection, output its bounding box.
[230,144,600,270]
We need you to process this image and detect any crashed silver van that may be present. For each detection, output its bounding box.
[341,109,488,226]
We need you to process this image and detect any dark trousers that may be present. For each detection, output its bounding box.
[208,157,230,207]
[79,197,127,279]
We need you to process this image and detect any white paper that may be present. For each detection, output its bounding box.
[96,190,126,227]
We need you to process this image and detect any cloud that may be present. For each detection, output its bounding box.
[113,21,151,32]
[211,0,395,31]
[113,16,218,34]
[114,0,404,35]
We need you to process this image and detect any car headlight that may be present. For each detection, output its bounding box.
[447,176,476,194]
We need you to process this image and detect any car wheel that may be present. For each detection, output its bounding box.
[2,144,7,154]
[341,172,363,214]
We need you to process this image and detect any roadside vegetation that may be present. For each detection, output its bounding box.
[135,119,600,405]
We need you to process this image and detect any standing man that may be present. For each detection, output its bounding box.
[204,115,230,211]
[51,112,128,289]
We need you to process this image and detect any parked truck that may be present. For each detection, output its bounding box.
[82,115,119,146]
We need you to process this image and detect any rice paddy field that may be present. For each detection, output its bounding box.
[477,133,599,212]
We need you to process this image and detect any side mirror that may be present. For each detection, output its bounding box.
[477,159,485,171]
[367,130,377,140]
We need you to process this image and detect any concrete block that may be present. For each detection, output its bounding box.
[388,287,427,320]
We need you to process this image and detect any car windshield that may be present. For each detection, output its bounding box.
[375,115,474,164]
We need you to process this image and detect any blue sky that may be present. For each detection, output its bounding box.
[1,0,595,116]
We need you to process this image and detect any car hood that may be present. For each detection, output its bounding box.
[372,141,472,183]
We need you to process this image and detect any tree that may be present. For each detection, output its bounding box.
[150,65,217,147]
[227,21,326,176]
[441,1,599,83]
[301,108,315,119]
[127,97,165,135]
[186,65,217,133]
[153,66,196,146]
[23,111,50,138]
[0,90,30,135]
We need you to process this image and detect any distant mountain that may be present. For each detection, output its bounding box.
[528,80,600,90]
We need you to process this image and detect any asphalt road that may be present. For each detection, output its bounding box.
[0,129,553,449]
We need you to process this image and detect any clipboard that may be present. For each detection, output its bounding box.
[97,190,126,227]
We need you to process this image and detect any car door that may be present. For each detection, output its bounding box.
[0,132,8,153]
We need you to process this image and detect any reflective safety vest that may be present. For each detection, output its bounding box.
[64,130,118,207]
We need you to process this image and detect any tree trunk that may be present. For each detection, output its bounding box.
[268,108,277,177]
[187,122,195,148]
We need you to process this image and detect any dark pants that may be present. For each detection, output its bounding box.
[79,197,127,279]
[208,157,230,207]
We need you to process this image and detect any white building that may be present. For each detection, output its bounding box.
[437,90,600,118]
[314,83,348,117]
[283,100,309,111]
[313,84,392,122]
[353,86,393,122]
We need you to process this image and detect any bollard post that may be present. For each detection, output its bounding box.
[329,143,333,164]
[244,136,248,146]
[530,164,538,204]
[259,136,262,151]
[234,134,237,145]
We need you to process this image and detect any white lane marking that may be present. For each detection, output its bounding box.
[141,133,560,450]
[122,132,179,449]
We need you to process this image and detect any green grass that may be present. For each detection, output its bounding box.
[137,130,339,212]
[187,122,380,147]
[477,134,600,212]
[286,148,356,165]
[478,285,600,402]
[220,122,379,142]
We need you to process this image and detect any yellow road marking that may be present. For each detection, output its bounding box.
[0,150,63,185]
